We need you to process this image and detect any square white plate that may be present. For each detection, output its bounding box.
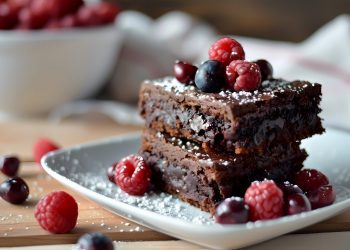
[42,128,350,250]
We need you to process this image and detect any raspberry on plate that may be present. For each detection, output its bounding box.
[114,154,152,196]
[244,179,284,221]
[226,60,262,92]
[34,191,78,234]
[208,37,245,66]
[33,138,60,166]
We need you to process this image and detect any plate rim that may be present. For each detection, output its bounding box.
[41,128,350,249]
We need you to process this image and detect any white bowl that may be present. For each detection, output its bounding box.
[0,26,122,115]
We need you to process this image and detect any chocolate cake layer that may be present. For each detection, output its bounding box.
[141,130,307,214]
[139,77,324,154]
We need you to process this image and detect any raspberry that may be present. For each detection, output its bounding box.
[91,2,120,24]
[76,3,120,27]
[225,60,262,92]
[8,0,31,10]
[76,4,100,27]
[34,191,78,233]
[18,7,49,29]
[244,179,284,221]
[114,155,151,196]
[33,138,60,166]
[294,169,329,193]
[31,0,83,19]
[59,15,78,29]
[209,37,245,66]
[0,3,18,30]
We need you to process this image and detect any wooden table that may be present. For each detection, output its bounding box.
[0,119,350,250]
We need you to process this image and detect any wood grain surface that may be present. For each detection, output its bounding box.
[0,119,349,248]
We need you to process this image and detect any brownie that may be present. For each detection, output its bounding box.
[139,77,324,154]
[140,129,307,214]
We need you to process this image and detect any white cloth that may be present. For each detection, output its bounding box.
[53,12,350,129]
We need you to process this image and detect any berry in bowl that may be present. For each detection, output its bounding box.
[0,0,122,115]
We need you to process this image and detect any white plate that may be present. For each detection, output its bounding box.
[42,128,350,250]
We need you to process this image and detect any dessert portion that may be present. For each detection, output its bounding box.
[141,129,307,214]
[125,36,333,222]
[139,77,324,154]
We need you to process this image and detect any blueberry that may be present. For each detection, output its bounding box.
[194,60,225,93]
[76,232,114,250]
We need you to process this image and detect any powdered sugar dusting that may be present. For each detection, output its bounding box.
[145,77,317,107]
[50,156,213,225]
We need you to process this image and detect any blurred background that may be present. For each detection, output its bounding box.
[0,0,349,128]
[111,0,350,42]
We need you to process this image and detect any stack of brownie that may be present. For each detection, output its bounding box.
[138,77,324,214]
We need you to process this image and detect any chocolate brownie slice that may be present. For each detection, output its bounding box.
[140,129,307,214]
[139,77,324,154]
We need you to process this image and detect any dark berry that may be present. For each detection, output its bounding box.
[107,163,117,183]
[76,232,114,250]
[253,59,273,81]
[278,181,303,197]
[209,37,245,66]
[115,155,151,196]
[225,60,261,92]
[294,169,329,193]
[194,60,225,93]
[174,61,197,85]
[35,191,78,233]
[0,155,20,177]
[307,184,336,209]
[0,177,29,204]
[286,193,311,215]
[214,197,249,224]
